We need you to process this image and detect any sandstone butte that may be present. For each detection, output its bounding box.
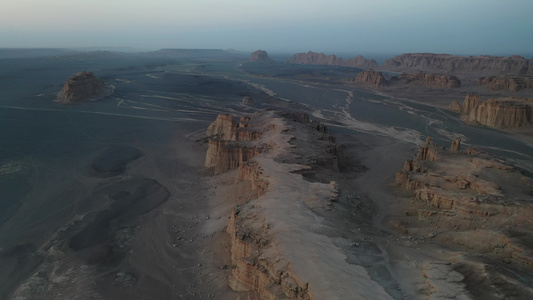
[476,76,533,92]
[287,51,378,69]
[395,137,533,276]
[56,71,112,103]
[354,70,460,89]
[449,94,533,128]
[249,50,274,63]
[382,53,533,76]
[204,111,393,299]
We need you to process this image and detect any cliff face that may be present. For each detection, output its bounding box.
[56,71,111,103]
[450,94,533,128]
[288,51,377,69]
[249,50,274,63]
[395,138,533,271]
[207,111,393,299]
[354,70,387,87]
[204,114,263,174]
[382,53,533,76]
[400,72,461,88]
[476,76,533,92]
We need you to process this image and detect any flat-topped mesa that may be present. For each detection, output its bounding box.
[400,72,461,88]
[354,70,387,87]
[450,137,461,153]
[382,53,533,76]
[449,94,533,128]
[249,50,274,63]
[476,76,533,92]
[204,114,263,174]
[56,71,111,103]
[287,51,378,69]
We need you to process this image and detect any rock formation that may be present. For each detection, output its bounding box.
[204,114,263,174]
[56,71,112,103]
[382,53,533,76]
[400,72,461,88]
[206,111,392,299]
[476,76,533,92]
[288,51,377,69]
[354,70,387,87]
[395,138,533,272]
[249,50,274,63]
[449,137,461,153]
[449,94,533,128]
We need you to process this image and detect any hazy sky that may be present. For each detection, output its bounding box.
[1,0,532,56]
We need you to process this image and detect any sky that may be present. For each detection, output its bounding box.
[1,0,532,56]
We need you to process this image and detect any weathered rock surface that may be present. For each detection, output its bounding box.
[56,71,111,103]
[249,50,274,63]
[207,111,393,299]
[476,76,533,92]
[288,51,377,69]
[395,138,533,272]
[450,94,533,128]
[400,72,461,88]
[354,70,387,87]
[382,53,533,76]
[204,114,263,174]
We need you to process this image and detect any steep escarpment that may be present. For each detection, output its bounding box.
[249,50,274,63]
[476,76,533,92]
[448,94,533,128]
[204,114,264,174]
[382,53,533,76]
[395,138,533,272]
[354,70,387,87]
[400,72,461,88]
[207,111,393,299]
[354,70,460,89]
[56,71,112,103]
[288,51,377,69]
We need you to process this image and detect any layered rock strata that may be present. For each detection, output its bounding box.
[476,76,533,92]
[204,114,263,174]
[400,72,461,88]
[288,51,378,69]
[382,53,533,76]
[449,94,533,128]
[395,138,533,271]
[354,70,387,87]
[249,50,274,63]
[56,71,112,103]
[207,111,393,299]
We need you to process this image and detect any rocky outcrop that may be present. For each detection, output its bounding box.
[56,71,112,103]
[400,72,461,88]
[395,138,533,271]
[208,111,393,299]
[288,51,377,69]
[382,53,533,76]
[249,50,274,63]
[476,76,533,92]
[204,114,263,174]
[450,94,533,128]
[354,70,387,87]
[450,137,461,153]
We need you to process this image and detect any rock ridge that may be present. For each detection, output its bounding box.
[249,50,274,63]
[449,94,533,128]
[206,111,393,299]
[382,53,533,76]
[288,51,377,69]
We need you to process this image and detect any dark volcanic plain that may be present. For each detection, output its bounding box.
[0,49,532,299]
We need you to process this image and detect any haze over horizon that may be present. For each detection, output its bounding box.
[2,0,533,57]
